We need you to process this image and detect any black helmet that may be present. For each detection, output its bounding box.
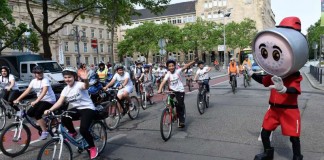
[99,62,105,67]
[197,60,205,65]
[166,59,176,67]
[32,66,44,73]
[1,66,10,75]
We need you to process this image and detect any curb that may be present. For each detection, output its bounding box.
[302,71,324,91]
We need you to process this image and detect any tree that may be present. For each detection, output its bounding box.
[307,19,324,59]
[99,0,170,63]
[0,0,39,54]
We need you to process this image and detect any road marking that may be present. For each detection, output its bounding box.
[106,134,127,143]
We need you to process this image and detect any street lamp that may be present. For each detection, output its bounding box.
[218,8,233,69]
[69,26,86,67]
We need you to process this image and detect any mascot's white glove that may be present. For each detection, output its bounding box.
[269,76,287,94]
[244,65,254,76]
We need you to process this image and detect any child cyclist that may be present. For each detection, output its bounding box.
[158,58,196,128]
[194,61,212,95]
[43,67,99,159]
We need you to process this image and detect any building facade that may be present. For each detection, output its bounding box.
[3,0,118,67]
[118,0,275,65]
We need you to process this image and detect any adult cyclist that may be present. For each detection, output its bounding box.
[158,59,196,128]
[103,64,133,115]
[44,67,99,159]
[194,61,211,96]
[228,58,239,87]
[14,66,56,140]
[97,62,109,86]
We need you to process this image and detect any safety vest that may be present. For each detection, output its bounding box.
[229,63,237,73]
[97,69,108,82]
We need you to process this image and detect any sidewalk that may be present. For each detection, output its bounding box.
[302,67,324,91]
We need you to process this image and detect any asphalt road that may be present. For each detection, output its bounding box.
[1,68,324,160]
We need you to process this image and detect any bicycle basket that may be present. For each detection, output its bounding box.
[95,104,108,120]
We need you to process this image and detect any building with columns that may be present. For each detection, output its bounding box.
[118,0,275,65]
[2,0,118,67]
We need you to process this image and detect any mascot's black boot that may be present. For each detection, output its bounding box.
[292,155,303,160]
[254,147,274,160]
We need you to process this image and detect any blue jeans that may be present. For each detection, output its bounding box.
[203,79,210,92]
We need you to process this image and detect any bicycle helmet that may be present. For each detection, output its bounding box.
[99,62,105,67]
[197,60,205,65]
[32,66,44,73]
[62,67,78,79]
[143,64,150,69]
[166,59,176,67]
[1,66,10,75]
[114,64,124,71]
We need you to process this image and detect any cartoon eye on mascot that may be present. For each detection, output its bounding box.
[247,17,308,160]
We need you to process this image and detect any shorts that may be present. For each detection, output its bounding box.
[117,85,133,96]
[262,107,301,137]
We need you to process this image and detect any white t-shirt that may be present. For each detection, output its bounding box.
[196,67,210,80]
[157,68,167,77]
[113,72,133,87]
[184,68,193,75]
[0,74,19,90]
[164,69,184,92]
[61,81,95,110]
[29,78,56,103]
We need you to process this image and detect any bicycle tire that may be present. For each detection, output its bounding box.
[91,121,107,154]
[197,93,205,115]
[160,108,172,141]
[105,104,120,130]
[188,79,192,91]
[231,77,236,94]
[141,92,147,110]
[37,138,72,160]
[243,75,247,88]
[128,96,140,120]
[0,123,31,157]
[0,106,6,130]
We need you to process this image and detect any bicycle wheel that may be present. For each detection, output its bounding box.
[105,104,120,130]
[231,77,236,94]
[91,121,107,154]
[141,92,147,110]
[188,80,192,91]
[0,123,31,157]
[243,75,247,88]
[0,106,6,130]
[160,108,172,141]
[197,93,205,115]
[128,96,140,120]
[37,138,72,160]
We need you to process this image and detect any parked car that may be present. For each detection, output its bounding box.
[252,62,267,75]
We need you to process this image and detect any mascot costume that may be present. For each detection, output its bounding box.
[248,17,308,160]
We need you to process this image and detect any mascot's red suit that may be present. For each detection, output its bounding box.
[248,17,308,160]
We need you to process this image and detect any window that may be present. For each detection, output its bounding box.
[94,57,97,65]
[84,43,87,52]
[168,18,172,24]
[101,57,105,62]
[172,18,177,24]
[223,0,227,6]
[201,13,205,20]
[64,42,68,51]
[213,0,218,6]
[208,13,212,19]
[108,44,112,54]
[74,42,78,52]
[66,57,71,66]
[91,29,94,38]
[100,44,104,52]
[85,57,89,65]
[219,0,223,6]
[177,17,182,24]
[204,1,208,8]
[107,30,111,39]
[213,12,219,18]
[21,64,27,73]
[99,30,102,39]
[82,28,86,37]
[209,0,213,8]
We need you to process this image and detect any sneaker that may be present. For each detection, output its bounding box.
[178,122,185,128]
[39,131,49,140]
[89,147,98,159]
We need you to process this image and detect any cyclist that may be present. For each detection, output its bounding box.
[194,61,211,95]
[78,63,87,81]
[97,62,109,86]
[156,64,167,89]
[158,59,196,128]
[242,55,252,81]
[0,66,20,112]
[14,66,56,140]
[139,64,154,97]
[133,61,143,97]
[184,65,193,87]
[44,67,99,159]
[103,64,133,115]
[214,59,220,70]
[228,58,239,87]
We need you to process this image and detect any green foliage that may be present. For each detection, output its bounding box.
[307,18,324,59]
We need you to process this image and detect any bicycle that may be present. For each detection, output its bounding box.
[139,82,154,110]
[0,87,18,130]
[230,73,238,94]
[196,80,209,115]
[214,64,221,71]
[0,101,59,157]
[243,68,251,88]
[105,88,140,130]
[37,110,107,160]
[159,91,185,141]
[185,74,193,91]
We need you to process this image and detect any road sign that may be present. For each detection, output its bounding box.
[91,39,98,48]
[158,39,166,48]
[218,45,225,51]
[159,49,166,55]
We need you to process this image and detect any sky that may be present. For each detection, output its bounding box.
[158,0,321,34]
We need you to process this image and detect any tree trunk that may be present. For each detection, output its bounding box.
[42,35,52,59]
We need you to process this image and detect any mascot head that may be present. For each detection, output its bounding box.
[252,17,309,78]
